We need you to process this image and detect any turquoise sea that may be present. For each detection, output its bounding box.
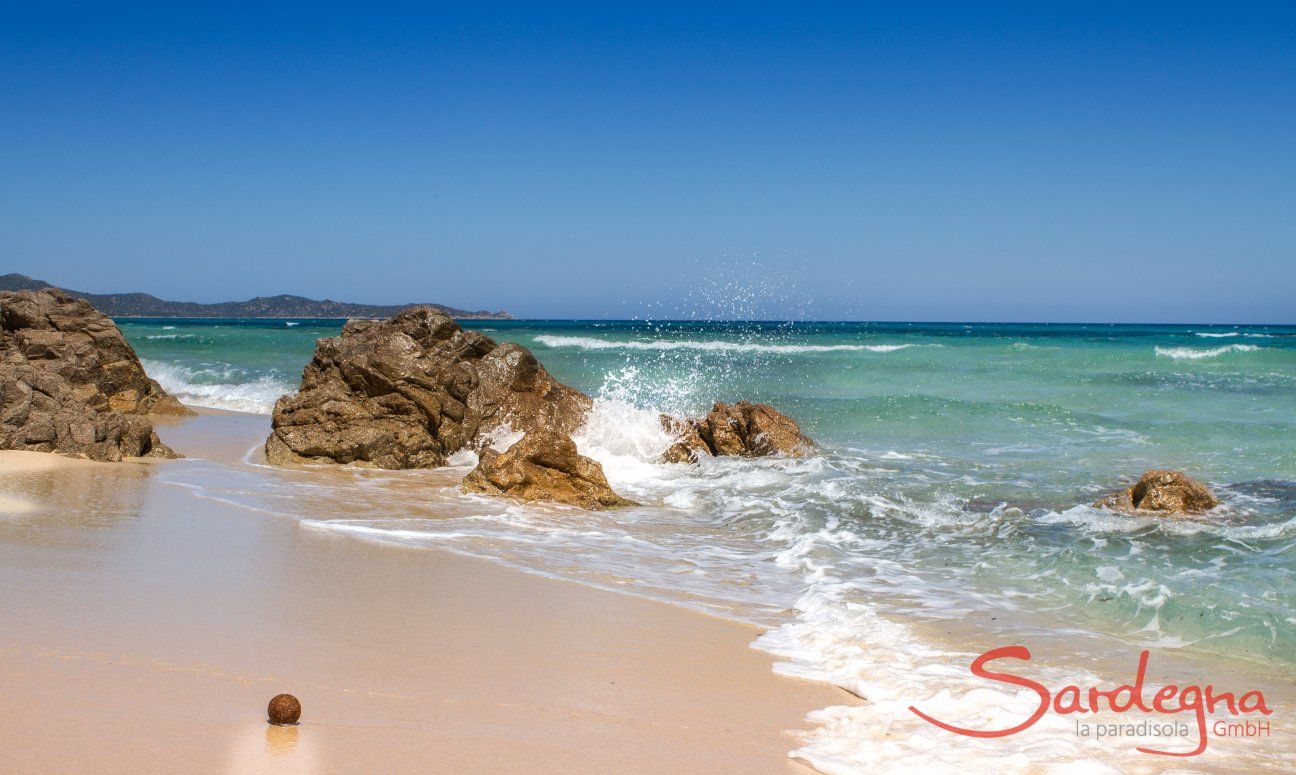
[122,318,1296,771]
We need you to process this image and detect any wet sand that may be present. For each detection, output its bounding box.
[0,411,850,773]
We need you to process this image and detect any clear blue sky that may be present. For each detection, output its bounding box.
[3,2,1293,321]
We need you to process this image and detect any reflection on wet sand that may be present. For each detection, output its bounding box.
[224,723,317,774]
[0,452,154,532]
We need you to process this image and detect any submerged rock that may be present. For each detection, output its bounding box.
[0,289,185,461]
[265,307,591,468]
[267,693,301,725]
[659,401,814,463]
[461,429,636,509]
[1094,470,1220,516]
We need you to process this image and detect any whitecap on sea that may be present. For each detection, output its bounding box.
[1155,344,1261,360]
[533,334,919,354]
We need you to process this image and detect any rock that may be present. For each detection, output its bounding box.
[267,694,301,725]
[462,429,636,509]
[659,401,814,462]
[658,414,710,464]
[1094,470,1220,516]
[266,307,591,468]
[0,289,185,461]
[659,442,700,465]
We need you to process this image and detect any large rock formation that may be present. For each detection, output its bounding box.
[660,400,815,463]
[265,307,591,468]
[1094,470,1220,516]
[0,289,186,461]
[461,429,635,509]
[264,307,818,510]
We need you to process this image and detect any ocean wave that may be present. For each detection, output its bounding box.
[1195,332,1276,339]
[142,359,293,414]
[574,395,679,485]
[533,335,918,354]
[143,333,202,340]
[1041,501,1296,542]
[1155,344,1262,360]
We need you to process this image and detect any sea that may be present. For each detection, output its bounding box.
[122,318,1296,773]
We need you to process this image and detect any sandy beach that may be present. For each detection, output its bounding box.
[0,410,850,774]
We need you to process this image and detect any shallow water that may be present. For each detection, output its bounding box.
[122,318,1296,772]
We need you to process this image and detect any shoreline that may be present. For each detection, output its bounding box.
[4,404,1294,772]
[0,411,850,773]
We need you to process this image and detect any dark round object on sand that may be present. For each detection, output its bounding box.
[267,694,302,726]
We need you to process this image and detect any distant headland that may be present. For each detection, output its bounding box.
[0,273,513,320]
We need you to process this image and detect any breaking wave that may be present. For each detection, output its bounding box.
[533,335,918,354]
[142,359,294,414]
[1194,332,1276,339]
[1155,344,1262,360]
[143,333,204,340]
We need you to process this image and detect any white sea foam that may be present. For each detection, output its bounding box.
[569,367,695,486]
[533,335,918,354]
[445,449,479,467]
[754,588,1227,773]
[142,359,293,414]
[1193,332,1277,339]
[574,399,678,485]
[481,423,524,452]
[1155,344,1261,360]
[439,423,525,468]
[285,321,300,327]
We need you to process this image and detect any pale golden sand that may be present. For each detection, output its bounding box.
[0,411,851,773]
[0,449,106,472]
[0,450,108,514]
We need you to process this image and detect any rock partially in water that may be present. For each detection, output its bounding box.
[462,429,636,509]
[265,307,590,468]
[659,401,815,463]
[698,401,814,457]
[658,413,711,464]
[1094,470,1220,516]
[0,289,185,461]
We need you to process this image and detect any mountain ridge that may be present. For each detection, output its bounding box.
[0,273,513,320]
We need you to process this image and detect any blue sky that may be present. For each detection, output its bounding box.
[3,2,1293,321]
